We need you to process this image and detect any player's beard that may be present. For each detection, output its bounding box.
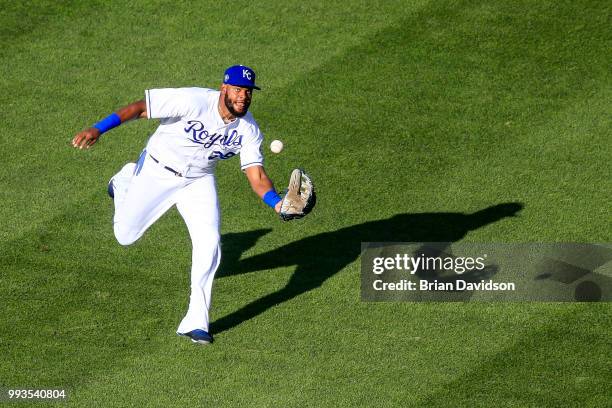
[224,93,250,118]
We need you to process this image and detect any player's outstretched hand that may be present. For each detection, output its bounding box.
[72,128,101,149]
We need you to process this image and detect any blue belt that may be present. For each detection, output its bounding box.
[149,154,183,177]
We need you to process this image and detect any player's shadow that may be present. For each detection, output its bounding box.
[213,202,523,334]
[220,228,273,266]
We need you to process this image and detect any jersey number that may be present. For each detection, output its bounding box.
[208,151,236,160]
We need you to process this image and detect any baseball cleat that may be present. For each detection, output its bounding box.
[107,179,115,199]
[179,329,214,345]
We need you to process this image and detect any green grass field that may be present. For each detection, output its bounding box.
[1,0,610,406]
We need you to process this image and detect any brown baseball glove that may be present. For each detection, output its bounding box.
[279,169,316,221]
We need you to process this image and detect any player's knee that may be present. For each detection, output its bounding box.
[113,224,140,246]
[192,226,220,250]
[208,229,221,246]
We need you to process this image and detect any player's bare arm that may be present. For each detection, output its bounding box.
[71,100,148,149]
[245,165,282,213]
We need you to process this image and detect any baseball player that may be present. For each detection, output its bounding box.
[72,65,285,345]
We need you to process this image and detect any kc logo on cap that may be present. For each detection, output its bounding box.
[223,65,261,90]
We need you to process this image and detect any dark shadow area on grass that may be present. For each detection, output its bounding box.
[213,202,523,334]
[220,228,273,267]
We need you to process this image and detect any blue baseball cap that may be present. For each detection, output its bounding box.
[223,65,261,90]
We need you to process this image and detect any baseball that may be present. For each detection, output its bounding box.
[270,139,284,154]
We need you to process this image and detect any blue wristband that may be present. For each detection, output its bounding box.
[92,112,121,134]
[263,189,282,209]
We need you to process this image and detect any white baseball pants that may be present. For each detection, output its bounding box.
[111,151,220,334]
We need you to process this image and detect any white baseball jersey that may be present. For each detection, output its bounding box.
[144,87,264,177]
